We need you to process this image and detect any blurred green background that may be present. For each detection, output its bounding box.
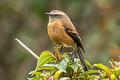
[0,0,120,80]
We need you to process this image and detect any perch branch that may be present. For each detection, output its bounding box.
[15,38,39,60]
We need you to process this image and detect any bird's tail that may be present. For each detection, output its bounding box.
[77,45,88,71]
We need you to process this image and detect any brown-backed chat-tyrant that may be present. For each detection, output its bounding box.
[46,10,88,71]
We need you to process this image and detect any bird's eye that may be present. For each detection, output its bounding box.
[54,14,59,17]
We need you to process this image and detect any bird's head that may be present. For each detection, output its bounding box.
[45,10,69,22]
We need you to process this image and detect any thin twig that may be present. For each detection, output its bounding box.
[15,38,39,60]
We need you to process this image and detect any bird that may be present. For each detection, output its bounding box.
[46,10,88,71]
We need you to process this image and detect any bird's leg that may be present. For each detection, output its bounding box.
[59,45,64,54]
[53,46,59,55]
[53,45,64,60]
[70,47,75,61]
[53,45,63,54]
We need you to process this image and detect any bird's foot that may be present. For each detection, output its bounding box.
[53,46,59,56]
[53,46,63,61]
[59,45,64,54]
[69,52,75,62]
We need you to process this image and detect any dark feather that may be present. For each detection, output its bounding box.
[77,46,88,71]
[64,27,88,71]
[64,27,85,53]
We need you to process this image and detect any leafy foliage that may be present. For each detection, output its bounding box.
[28,51,120,80]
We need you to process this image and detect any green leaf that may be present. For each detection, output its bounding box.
[28,76,41,80]
[37,66,55,71]
[54,70,64,80]
[111,74,117,80]
[85,60,92,67]
[37,51,56,67]
[101,72,107,79]
[115,69,120,77]
[59,77,70,80]
[29,71,42,75]
[42,64,56,67]
[93,63,111,75]
[56,57,69,72]
[102,78,109,80]
[68,63,78,72]
[73,58,80,63]
[37,64,56,71]
[29,71,48,78]
[50,69,58,75]
[82,70,99,75]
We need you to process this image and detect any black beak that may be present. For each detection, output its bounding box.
[45,12,51,16]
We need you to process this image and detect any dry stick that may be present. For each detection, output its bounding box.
[15,38,39,60]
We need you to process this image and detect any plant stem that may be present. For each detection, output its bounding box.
[15,38,39,60]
